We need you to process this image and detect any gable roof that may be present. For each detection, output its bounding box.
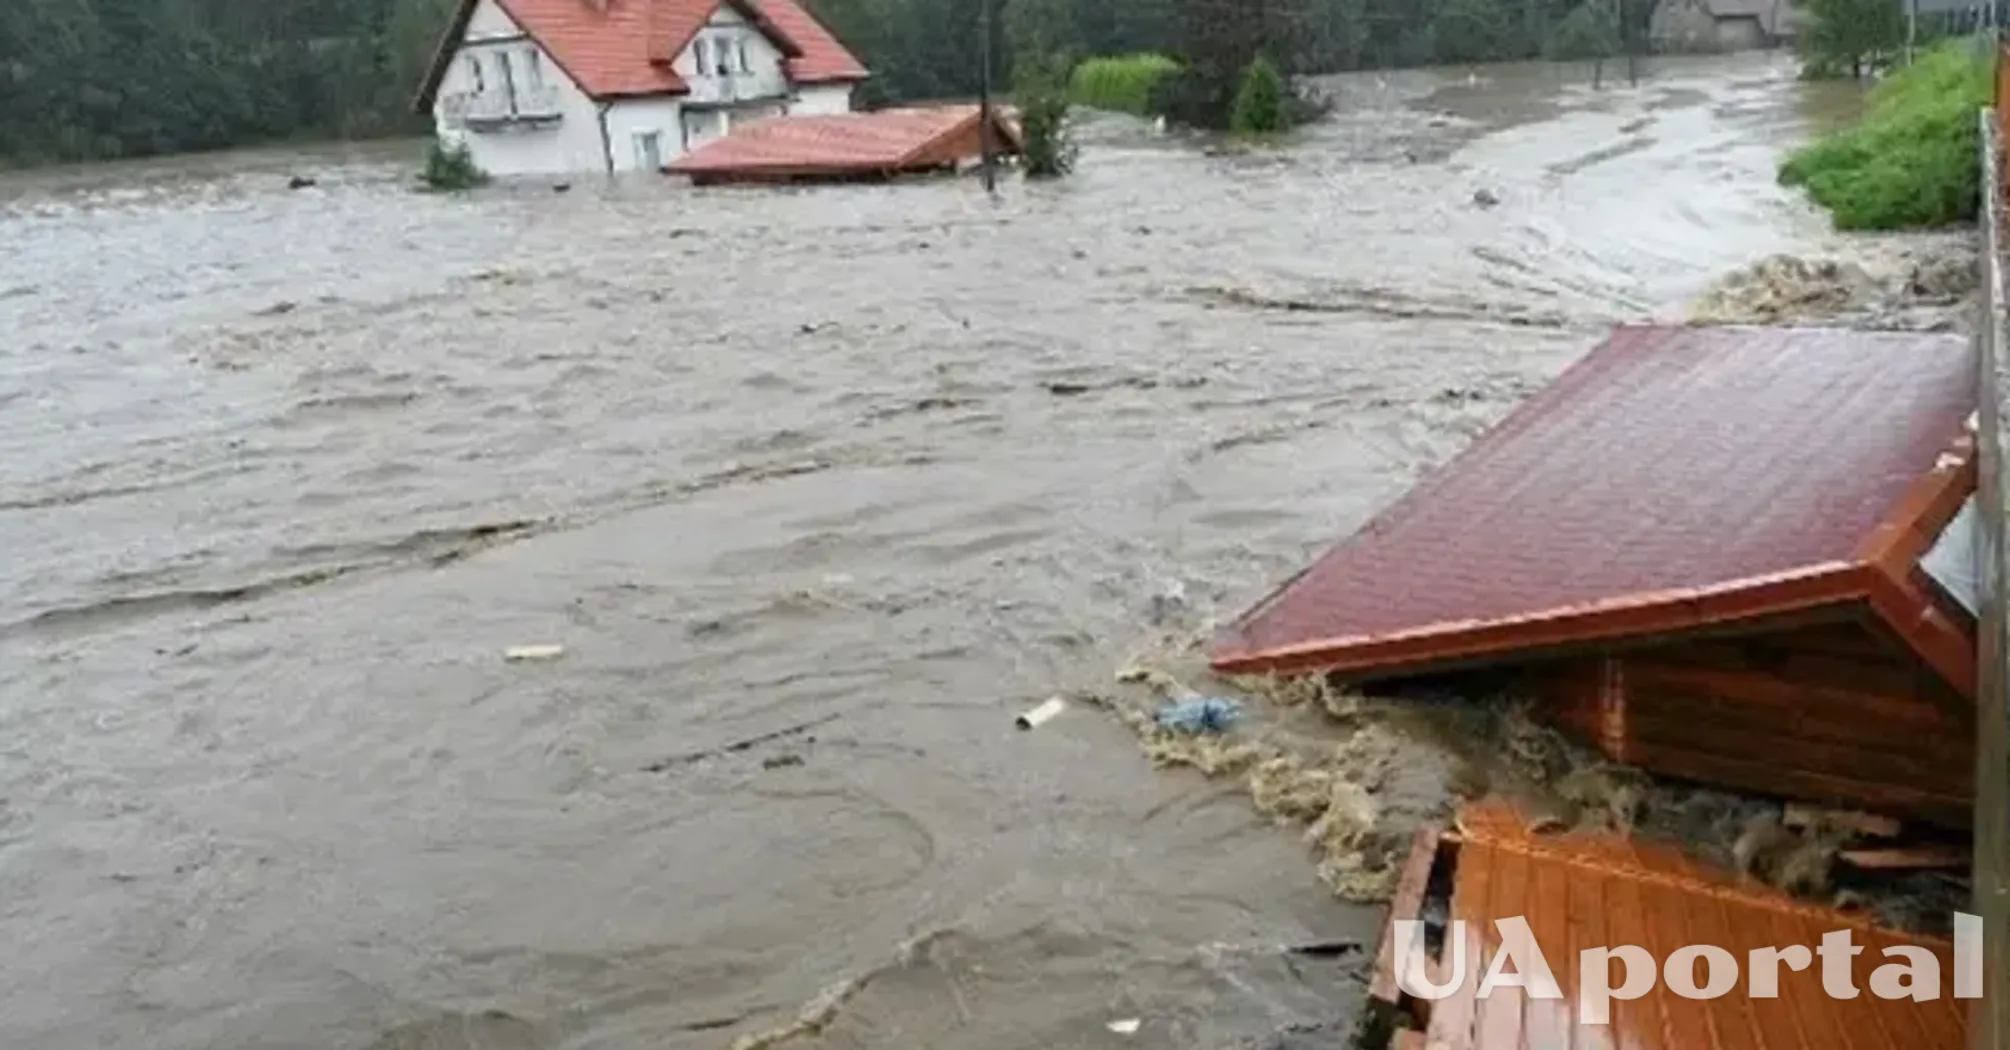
[666,104,1023,180]
[1209,324,1978,693]
[415,0,868,110]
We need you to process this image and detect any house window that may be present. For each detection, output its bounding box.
[634,130,663,171]
[693,37,711,75]
[465,54,485,92]
[524,48,544,89]
[735,37,750,73]
[494,51,518,112]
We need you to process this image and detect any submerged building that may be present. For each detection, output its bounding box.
[1650,0,1802,52]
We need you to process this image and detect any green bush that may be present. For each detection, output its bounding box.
[1778,43,1988,230]
[422,136,488,191]
[1017,58,1076,178]
[1230,55,1285,135]
[1070,53,1179,114]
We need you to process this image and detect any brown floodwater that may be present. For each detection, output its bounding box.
[0,50,1875,1050]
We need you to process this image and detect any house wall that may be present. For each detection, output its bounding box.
[1651,0,1794,51]
[1649,0,1721,52]
[431,0,608,177]
[1715,15,1768,51]
[790,83,856,116]
[1524,618,1976,827]
[605,98,688,172]
[674,5,791,103]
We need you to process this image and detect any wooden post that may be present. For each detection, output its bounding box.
[1624,0,1638,86]
[978,0,997,195]
[1905,0,1916,66]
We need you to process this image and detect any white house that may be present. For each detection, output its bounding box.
[414,0,870,177]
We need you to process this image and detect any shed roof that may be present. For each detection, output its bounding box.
[1211,324,1977,689]
[1372,799,1966,1050]
[415,0,866,110]
[666,104,1022,180]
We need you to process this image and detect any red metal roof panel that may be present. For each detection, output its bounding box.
[1212,324,1974,677]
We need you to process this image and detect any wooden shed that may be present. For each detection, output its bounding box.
[1211,324,1980,827]
[665,103,1022,185]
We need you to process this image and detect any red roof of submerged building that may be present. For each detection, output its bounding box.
[415,0,867,108]
[667,104,1023,182]
[1210,324,1977,691]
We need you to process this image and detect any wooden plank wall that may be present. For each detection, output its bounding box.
[1615,624,1976,828]
[1528,622,1975,829]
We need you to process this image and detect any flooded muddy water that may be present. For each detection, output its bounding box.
[0,51,1893,1050]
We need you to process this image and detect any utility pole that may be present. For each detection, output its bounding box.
[1616,0,1637,86]
[978,0,997,196]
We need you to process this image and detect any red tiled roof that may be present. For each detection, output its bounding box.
[416,0,866,108]
[1210,324,1976,682]
[667,104,1017,178]
[1372,799,1967,1050]
[755,0,870,83]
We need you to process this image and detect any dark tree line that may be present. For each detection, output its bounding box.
[817,0,1658,106]
[0,0,452,164]
[0,0,1656,165]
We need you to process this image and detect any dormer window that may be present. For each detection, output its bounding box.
[694,37,711,75]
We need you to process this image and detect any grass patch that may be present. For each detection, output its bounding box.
[1070,53,1180,115]
[1778,43,1989,230]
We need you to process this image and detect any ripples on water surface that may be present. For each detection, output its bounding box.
[0,52,1861,1050]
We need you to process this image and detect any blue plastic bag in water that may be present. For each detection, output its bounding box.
[1153,697,1242,734]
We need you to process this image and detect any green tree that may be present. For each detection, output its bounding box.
[1006,0,1079,79]
[1006,0,1076,177]
[1548,0,1619,60]
[1301,0,1369,71]
[1230,55,1285,134]
[1798,0,1904,79]
[1016,56,1076,176]
[1432,0,1514,63]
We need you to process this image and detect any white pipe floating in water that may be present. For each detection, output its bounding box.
[1015,697,1067,730]
[504,644,566,662]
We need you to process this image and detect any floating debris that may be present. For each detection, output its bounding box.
[502,644,565,662]
[1016,696,1067,730]
[1153,697,1241,733]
